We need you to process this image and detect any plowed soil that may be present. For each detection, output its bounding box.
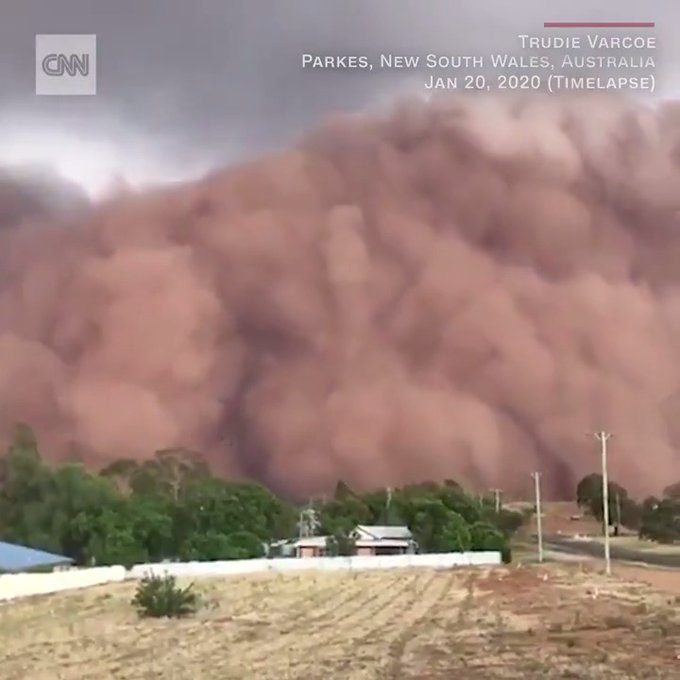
[1,563,679,679]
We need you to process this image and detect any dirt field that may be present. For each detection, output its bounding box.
[2,565,680,679]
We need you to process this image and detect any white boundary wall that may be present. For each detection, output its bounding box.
[0,553,502,601]
[0,566,126,602]
[128,551,502,579]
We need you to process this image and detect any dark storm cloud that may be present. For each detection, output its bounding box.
[0,0,675,163]
[0,166,89,228]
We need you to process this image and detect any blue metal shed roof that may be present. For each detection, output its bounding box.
[0,541,74,572]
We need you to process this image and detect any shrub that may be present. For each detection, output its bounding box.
[469,521,512,562]
[132,573,199,618]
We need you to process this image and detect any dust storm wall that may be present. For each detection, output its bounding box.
[1,94,680,499]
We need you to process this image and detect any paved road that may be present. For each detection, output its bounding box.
[543,535,680,569]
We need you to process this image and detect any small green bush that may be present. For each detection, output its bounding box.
[132,573,198,618]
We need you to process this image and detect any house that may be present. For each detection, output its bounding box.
[267,536,331,558]
[292,536,331,558]
[288,527,417,558]
[0,541,74,573]
[270,524,418,559]
[350,525,416,556]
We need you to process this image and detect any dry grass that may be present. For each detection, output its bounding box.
[2,564,680,679]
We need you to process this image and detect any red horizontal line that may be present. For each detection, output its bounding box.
[544,22,655,28]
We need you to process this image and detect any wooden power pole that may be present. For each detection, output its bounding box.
[531,472,543,563]
[491,488,503,513]
[594,431,613,576]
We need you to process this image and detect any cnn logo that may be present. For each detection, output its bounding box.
[35,34,96,95]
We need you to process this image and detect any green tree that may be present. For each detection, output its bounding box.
[325,531,356,556]
[469,522,511,562]
[318,496,371,536]
[483,508,525,538]
[437,486,482,524]
[359,489,404,525]
[438,512,472,552]
[639,497,680,544]
[577,473,603,509]
[401,498,471,553]
[575,473,638,530]
[172,477,294,559]
[223,531,266,559]
[0,424,58,551]
[49,463,123,563]
[102,449,211,499]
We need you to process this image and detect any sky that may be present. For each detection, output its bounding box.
[0,1,673,195]
[3,2,680,496]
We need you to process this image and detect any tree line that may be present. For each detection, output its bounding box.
[576,472,680,543]
[0,424,519,568]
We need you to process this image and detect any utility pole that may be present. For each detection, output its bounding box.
[594,431,613,576]
[531,472,543,563]
[491,488,502,513]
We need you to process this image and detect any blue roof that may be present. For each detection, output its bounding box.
[0,541,74,572]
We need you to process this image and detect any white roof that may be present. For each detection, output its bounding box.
[354,525,413,540]
[292,536,329,547]
[354,539,410,548]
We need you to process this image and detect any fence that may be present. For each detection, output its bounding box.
[0,552,502,601]
[128,551,502,579]
[0,565,126,602]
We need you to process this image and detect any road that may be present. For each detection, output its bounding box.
[542,535,680,568]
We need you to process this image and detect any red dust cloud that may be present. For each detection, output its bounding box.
[2,94,680,500]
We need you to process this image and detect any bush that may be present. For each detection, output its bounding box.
[132,573,199,618]
[469,521,512,563]
[491,509,525,538]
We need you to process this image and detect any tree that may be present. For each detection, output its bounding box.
[317,496,371,536]
[359,489,403,525]
[401,498,471,553]
[223,531,266,559]
[575,473,638,530]
[437,486,482,525]
[483,507,525,538]
[172,477,295,559]
[325,531,356,556]
[470,522,504,551]
[639,497,680,544]
[100,449,211,500]
[438,512,472,552]
[663,481,680,500]
[0,424,541,567]
[49,463,123,563]
[333,480,355,500]
[576,473,603,510]
[70,505,148,567]
[0,424,58,551]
